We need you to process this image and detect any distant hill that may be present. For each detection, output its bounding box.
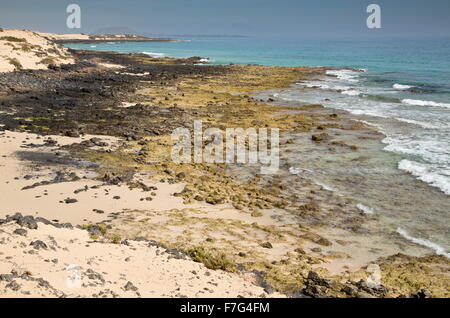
[91,27,140,36]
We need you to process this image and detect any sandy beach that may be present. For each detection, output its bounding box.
[0,28,448,298]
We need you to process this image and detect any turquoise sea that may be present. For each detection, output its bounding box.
[66,36,450,256]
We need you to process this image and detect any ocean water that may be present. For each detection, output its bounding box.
[66,36,450,255]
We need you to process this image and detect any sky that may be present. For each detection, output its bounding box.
[0,0,449,37]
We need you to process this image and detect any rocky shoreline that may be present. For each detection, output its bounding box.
[0,44,448,298]
[53,37,177,45]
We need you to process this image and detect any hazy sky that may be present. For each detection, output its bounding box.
[1,0,449,37]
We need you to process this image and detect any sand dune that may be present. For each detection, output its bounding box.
[0,219,278,298]
[36,31,90,41]
[0,29,74,72]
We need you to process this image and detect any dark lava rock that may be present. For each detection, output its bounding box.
[35,217,51,225]
[260,242,273,249]
[64,198,78,204]
[176,172,187,179]
[194,195,204,201]
[85,225,104,237]
[53,222,73,229]
[13,228,28,236]
[102,171,134,185]
[136,183,157,192]
[124,281,138,292]
[0,274,14,282]
[123,133,141,141]
[411,289,433,298]
[5,212,23,223]
[163,169,174,176]
[354,279,387,297]
[30,240,48,250]
[205,196,225,205]
[89,137,108,147]
[16,215,38,230]
[292,271,335,298]
[74,186,89,194]
[65,130,80,138]
[21,172,80,191]
[311,133,329,142]
[5,280,21,291]
[249,269,276,294]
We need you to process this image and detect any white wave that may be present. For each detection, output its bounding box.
[341,89,361,96]
[356,120,384,131]
[289,166,314,175]
[397,228,449,258]
[398,159,450,195]
[315,181,336,192]
[383,136,449,165]
[301,81,351,91]
[194,58,212,65]
[302,82,331,90]
[289,167,302,175]
[326,70,360,82]
[393,84,413,90]
[402,99,450,109]
[357,203,375,215]
[393,117,439,129]
[142,51,165,58]
[346,109,389,119]
[90,45,97,48]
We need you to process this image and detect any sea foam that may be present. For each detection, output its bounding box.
[326,70,360,82]
[398,159,450,195]
[402,99,450,109]
[142,51,165,57]
[357,203,375,215]
[315,181,337,192]
[397,228,449,258]
[341,89,362,96]
[393,84,413,90]
[393,117,440,129]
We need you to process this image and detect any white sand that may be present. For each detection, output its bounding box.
[0,222,280,298]
[0,130,282,298]
[0,29,74,72]
[0,130,192,224]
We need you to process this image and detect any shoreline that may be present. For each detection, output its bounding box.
[54,39,179,45]
[256,86,450,256]
[259,71,450,255]
[0,40,449,297]
[37,30,178,44]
